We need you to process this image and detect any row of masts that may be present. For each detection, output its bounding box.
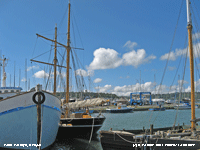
[0,57,31,90]
[32,2,71,114]
[0,56,8,87]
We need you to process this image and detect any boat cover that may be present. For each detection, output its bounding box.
[65,98,106,109]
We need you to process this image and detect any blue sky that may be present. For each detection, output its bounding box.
[0,0,200,96]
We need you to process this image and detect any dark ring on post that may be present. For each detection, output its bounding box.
[32,92,45,104]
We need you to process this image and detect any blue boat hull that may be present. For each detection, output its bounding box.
[106,108,133,113]
[149,107,165,111]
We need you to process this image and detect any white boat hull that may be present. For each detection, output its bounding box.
[174,106,191,110]
[0,91,61,150]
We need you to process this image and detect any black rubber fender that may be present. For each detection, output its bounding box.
[32,92,45,104]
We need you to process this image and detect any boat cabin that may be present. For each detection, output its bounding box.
[151,98,165,105]
[0,87,23,99]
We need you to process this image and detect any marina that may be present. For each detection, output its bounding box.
[100,0,200,149]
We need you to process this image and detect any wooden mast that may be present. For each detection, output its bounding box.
[186,0,195,130]
[53,24,57,95]
[65,0,71,117]
[34,29,69,96]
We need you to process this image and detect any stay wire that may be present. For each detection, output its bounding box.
[72,14,76,48]
[71,50,81,92]
[71,9,84,49]
[73,49,98,95]
[157,0,184,94]
[169,50,183,92]
[32,37,38,58]
[57,49,66,92]
[191,9,200,64]
[58,3,68,29]
[193,31,200,80]
[72,49,87,92]
[149,0,184,124]
[31,62,36,86]
[31,49,53,60]
[45,60,54,91]
[191,6,200,39]
[173,45,189,127]
[192,0,200,22]
[169,35,188,93]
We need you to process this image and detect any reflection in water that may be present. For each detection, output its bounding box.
[51,136,102,150]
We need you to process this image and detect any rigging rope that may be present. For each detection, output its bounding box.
[169,35,188,94]
[114,132,135,144]
[45,60,53,91]
[85,117,95,150]
[31,49,53,60]
[32,37,38,58]
[150,0,184,125]
[192,0,200,23]
[58,5,68,29]
[157,0,184,94]
[31,62,36,87]
[173,45,189,127]
[71,9,84,49]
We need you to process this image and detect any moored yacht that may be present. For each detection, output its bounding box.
[0,56,61,150]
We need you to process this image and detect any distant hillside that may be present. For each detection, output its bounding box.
[56,92,200,101]
[56,92,119,99]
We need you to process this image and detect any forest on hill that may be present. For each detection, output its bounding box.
[56,91,120,99]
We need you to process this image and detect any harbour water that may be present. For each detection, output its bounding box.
[50,109,200,150]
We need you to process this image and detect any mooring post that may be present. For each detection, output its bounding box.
[36,84,42,150]
[150,124,153,135]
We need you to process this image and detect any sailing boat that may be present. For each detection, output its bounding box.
[100,0,200,149]
[56,0,106,139]
[0,55,61,150]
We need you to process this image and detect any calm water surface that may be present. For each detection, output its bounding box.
[51,109,200,150]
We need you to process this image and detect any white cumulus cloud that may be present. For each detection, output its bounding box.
[75,69,94,77]
[94,78,102,83]
[178,80,188,85]
[160,51,177,61]
[193,32,200,41]
[93,79,198,96]
[88,44,156,70]
[160,42,200,61]
[27,65,39,71]
[95,85,112,93]
[88,48,123,70]
[123,40,137,50]
[122,49,156,68]
[33,70,49,78]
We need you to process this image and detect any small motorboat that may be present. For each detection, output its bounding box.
[106,103,134,113]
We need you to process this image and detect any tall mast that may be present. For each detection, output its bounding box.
[19,69,21,87]
[14,61,15,87]
[53,24,57,95]
[25,59,27,91]
[186,0,195,130]
[0,51,1,87]
[0,55,8,87]
[65,0,71,110]
[35,27,68,96]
